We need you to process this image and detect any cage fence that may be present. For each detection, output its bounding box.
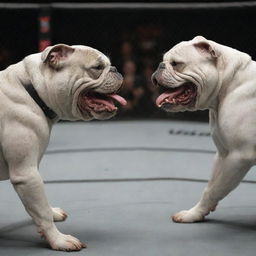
[0,2,255,121]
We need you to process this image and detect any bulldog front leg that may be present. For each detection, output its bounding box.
[9,165,86,251]
[172,152,252,223]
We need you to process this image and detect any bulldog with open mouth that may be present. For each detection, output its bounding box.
[0,44,126,251]
[152,36,256,223]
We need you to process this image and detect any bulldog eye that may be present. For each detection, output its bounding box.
[170,61,185,70]
[92,64,104,70]
[170,61,178,66]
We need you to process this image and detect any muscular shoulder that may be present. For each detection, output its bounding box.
[214,92,256,153]
[1,114,51,164]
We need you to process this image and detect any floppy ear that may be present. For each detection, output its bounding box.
[193,36,218,59]
[41,44,75,68]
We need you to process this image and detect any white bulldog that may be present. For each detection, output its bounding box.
[152,36,256,223]
[0,44,126,251]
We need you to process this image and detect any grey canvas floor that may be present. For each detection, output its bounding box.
[0,120,256,256]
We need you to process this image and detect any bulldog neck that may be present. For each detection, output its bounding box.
[1,60,59,123]
[207,41,252,111]
[23,53,76,121]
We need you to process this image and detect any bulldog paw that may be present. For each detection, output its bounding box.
[52,207,68,222]
[49,233,87,251]
[172,209,205,223]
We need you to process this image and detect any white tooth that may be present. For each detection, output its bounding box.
[173,99,176,103]
[165,99,169,102]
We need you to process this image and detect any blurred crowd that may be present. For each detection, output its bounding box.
[116,24,163,118]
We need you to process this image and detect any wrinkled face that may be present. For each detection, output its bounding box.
[41,44,126,120]
[152,37,219,112]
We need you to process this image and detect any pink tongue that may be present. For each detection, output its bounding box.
[92,98,115,109]
[156,92,174,106]
[156,87,184,106]
[109,94,127,106]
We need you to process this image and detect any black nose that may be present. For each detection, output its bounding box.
[158,62,165,69]
[110,66,117,72]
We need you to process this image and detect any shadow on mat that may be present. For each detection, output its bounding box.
[205,218,256,231]
[0,220,47,248]
[0,219,33,234]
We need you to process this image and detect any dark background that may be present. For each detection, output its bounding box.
[0,1,255,121]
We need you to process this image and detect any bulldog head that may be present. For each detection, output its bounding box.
[25,44,126,121]
[152,36,221,112]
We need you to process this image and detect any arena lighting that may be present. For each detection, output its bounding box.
[0,1,256,10]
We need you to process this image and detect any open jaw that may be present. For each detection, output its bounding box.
[78,91,127,116]
[156,82,197,108]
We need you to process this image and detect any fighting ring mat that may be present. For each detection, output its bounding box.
[0,120,256,256]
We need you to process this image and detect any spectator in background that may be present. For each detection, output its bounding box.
[121,41,133,61]
[119,60,145,117]
[117,25,163,118]
[117,41,136,69]
[136,25,162,71]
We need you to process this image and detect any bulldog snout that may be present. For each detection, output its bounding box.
[110,66,117,72]
[158,62,165,70]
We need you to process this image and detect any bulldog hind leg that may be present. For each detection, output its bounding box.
[172,152,251,223]
[52,207,68,222]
